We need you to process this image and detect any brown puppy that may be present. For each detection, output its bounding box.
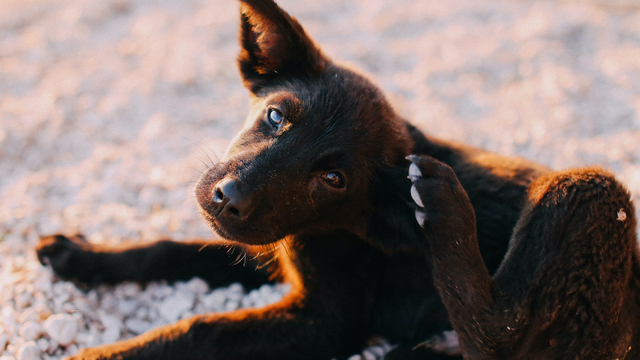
[36,0,640,359]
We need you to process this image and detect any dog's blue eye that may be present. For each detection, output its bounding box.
[321,172,345,188]
[268,108,283,127]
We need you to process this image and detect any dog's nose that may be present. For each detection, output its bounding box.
[211,177,251,219]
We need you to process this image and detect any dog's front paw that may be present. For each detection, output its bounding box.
[406,155,475,236]
[36,234,95,282]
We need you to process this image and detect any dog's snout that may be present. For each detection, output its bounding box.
[211,177,251,219]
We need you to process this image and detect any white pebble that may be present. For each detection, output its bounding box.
[227,283,244,301]
[184,278,209,295]
[32,303,52,320]
[224,299,239,312]
[52,294,71,312]
[201,290,226,312]
[18,309,38,324]
[43,314,78,346]
[33,279,52,294]
[98,311,122,344]
[150,284,173,300]
[0,333,9,350]
[116,299,139,317]
[66,344,78,356]
[45,339,58,355]
[158,292,194,322]
[124,319,153,335]
[116,283,141,298]
[17,341,41,360]
[347,355,362,360]
[18,322,43,341]
[36,338,49,352]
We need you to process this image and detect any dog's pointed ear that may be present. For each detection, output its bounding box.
[238,0,328,93]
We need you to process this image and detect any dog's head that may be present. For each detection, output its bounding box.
[196,0,413,245]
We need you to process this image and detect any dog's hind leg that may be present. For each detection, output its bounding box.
[36,235,272,289]
[408,155,640,359]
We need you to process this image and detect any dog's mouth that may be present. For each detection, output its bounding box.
[195,169,284,245]
[197,197,283,245]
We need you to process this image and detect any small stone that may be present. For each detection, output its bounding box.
[17,341,41,360]
[158,292,194,322]
[347,355,362,360]
[184,278,209,294]
[0,333,9,349]
[227,283,244,301]
[202,290,226,312]
[43,314,78,346]
[52,294,71,312]
[18,309,38,323]
[66,344,78,356]
[32,303,52,320]
[116,299,139,317]
[45,338,58,355]
[18,322,43,341]
[34,278,52,294]
[124,319,153,335]
[98,311,122,344]
[149,283,173,300]
[240,297,253,309]
[116,282,141,298]
[36,338,48,353]
[135,306,149,320]
[224,299,239,312]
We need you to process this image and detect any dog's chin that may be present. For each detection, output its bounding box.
[199,211,283,246]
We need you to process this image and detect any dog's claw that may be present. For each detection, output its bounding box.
[415,210,426,226]
[410,184,424,208]
[409,162,422,178]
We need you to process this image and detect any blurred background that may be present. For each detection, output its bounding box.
[2,0,640,358]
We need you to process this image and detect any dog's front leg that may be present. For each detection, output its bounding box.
[36,234,271,288]
[407,155,497,359]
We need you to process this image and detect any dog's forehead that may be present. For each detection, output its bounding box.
[261,70,381,125]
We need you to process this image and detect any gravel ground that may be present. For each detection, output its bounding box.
[2,0,640,359]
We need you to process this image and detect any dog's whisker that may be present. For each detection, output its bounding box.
[184,136,219,168]
[256,253,278,270]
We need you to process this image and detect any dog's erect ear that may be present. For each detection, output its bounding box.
[238,0,328,93]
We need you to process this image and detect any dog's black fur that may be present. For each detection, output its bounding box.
[36,0,640,359]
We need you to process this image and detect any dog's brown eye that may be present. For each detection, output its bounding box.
[268,108,283,127]
[321,172,345,188]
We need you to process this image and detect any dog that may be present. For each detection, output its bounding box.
[36,0,640,359]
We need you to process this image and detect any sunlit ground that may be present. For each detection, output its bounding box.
[2,0,640,359]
